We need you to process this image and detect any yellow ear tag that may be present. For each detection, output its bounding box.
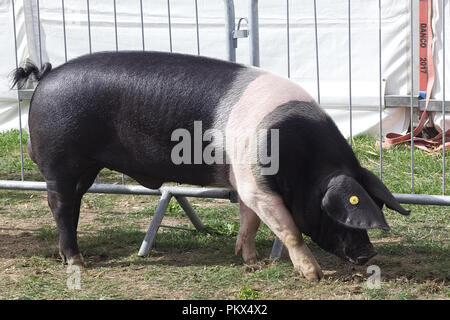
[349,196,359,205]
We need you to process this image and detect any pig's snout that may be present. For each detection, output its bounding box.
[351,251,377,265]
[343,243,377,265]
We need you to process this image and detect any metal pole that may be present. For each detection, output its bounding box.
[271,2,289,258]
[138,190,172,256]
[410,0,415,193]
[87,0,92,54]
[112,0,124,184]
[0,180,237,200]
[37,0,43,68]
[392,193,450,206]
[313,0,321,104]
[194,0,200,55]
[62,0,67,62]
[348,0,353,147]
[271,237,284,259]
[140,0,145,51]
[249,0,260,67]
[223,0,236,62]
[113,0,118,51]
[87,0,95,183]
[174,195,206,231]
[11,0,24,182]
[286,0,290,77]
[167,0,173,52]
[442,0,446,194]
[378,0,383,181]
[3,180,450,206]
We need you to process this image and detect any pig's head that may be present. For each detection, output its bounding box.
[291,167,410,265]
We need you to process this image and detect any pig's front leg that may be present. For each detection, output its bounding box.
[240,191,323,281]
[235,201,261,264]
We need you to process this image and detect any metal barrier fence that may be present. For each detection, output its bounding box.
[238,0,450,206]
[1,0,450,258]
[2,0,242,257]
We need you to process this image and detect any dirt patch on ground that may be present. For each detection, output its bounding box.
[0,190,448,300]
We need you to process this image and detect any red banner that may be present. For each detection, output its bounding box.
[419,0,429,98]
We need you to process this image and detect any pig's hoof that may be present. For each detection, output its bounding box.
[242,251,259,265]
[295,268,304,278]
[243,256,258,265]
[303,268,324,281]
[67,254,85,268]
[235,241,259,265]
[296,264,323,281]
[244,263,264,272]
[59,251,68,265]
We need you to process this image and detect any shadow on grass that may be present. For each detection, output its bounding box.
[314,240,449,283]
[0,226,447,283]
[0,190,45,203]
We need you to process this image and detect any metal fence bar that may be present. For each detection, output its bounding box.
[140,0,145,51]
[11,0,24,182]
[392,193,450,206]
[224,0,236,62]
[87,0,92,54]
[410,0,415,193]
[167,0,173,52]
[271,237,284,259]
[348,0,353,147]
[0,180,237,200]
[174,195,206,231]
[313,0,321,104]
[11,0,18,77]
[37,0,43,68]
[138,190,172,256]
[87,0,97,186]
[113,0,118,51]
[286,0,290,78]
[3,179,450,206]
[249,0,260,67]
[386,95,450,110]
[442,0,446,195]
[378,0,383,181]
[194,0,200,55]
[62,0,68,62]
[112,0,125,185]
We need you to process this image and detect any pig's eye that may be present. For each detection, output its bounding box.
[349,196,359,205]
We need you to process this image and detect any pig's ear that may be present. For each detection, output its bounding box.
[321,175,391,231]
[359,167,410,216]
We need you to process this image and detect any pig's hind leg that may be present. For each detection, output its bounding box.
[235,201,261,264]
[72,166,102,237]
[45,165,102,267]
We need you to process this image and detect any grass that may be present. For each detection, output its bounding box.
[352,135,450,195]
[236,285,260,300]
[0,129,448,300]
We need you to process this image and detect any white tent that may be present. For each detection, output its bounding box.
[1,0,449,137]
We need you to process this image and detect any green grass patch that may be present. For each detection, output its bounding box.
[35,225,59,241]
[0,130,448,300]
[236,285,260,300]
[352,135,450,194]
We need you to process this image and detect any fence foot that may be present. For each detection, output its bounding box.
[270,237,285,259]
[174,195,206,232]
[138,190,172,256]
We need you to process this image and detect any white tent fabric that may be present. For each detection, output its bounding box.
[0,0,448,136]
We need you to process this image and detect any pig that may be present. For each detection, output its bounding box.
[12,51,410,281]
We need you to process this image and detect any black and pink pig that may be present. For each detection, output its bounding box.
[12,51,409,280]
